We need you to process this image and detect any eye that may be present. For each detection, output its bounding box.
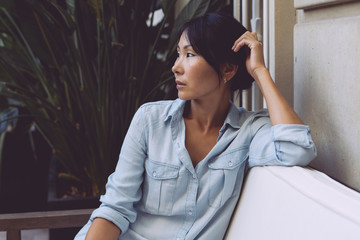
[186,52,195,57]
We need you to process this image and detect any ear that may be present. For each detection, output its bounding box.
[221,63,238,83]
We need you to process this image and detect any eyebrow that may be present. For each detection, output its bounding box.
[176,44,193,50]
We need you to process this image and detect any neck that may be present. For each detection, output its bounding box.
[184,94,230,132]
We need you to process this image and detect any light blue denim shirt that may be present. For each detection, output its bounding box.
[75,98,317,240]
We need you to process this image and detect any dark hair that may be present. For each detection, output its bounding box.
[177,13,254,91]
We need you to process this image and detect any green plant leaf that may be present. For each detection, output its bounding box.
[0,0,229,197]
[0,131,6,192]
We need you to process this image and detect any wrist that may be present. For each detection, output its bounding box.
[252,66,269,80]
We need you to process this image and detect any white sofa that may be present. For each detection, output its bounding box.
[225,166,360,240]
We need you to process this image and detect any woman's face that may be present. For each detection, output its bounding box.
[172,32,227,101]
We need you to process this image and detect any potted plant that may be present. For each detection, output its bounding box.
[0,0,229,203]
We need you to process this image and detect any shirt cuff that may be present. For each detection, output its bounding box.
[90,205,130,235]
[272,124,313,148]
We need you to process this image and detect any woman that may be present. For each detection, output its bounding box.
[75,13,316,240]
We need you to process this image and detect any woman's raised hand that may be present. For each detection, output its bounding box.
[232,31,303,125]
[232,31,266,79]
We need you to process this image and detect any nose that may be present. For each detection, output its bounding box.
[172,57,183,75]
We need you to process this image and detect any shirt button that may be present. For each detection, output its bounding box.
[188,210,193,216]
[152,171,157,177]
[228,161,233,167]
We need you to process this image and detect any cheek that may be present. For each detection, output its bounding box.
[199,67,220,87]
[190,61,218,80]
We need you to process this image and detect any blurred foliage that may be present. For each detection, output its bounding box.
[0,0,229,196]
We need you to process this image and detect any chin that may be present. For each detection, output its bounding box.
[178,93,193,101]
[178,92,188,100]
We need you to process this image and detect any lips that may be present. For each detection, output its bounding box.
[175,80,186,88]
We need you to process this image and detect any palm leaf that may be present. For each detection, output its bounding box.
[0,0,229,196]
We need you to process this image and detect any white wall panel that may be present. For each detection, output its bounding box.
[294,0,353,9]
[294,17,360,191]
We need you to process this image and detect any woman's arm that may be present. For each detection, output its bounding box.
[232,31,303,125]
[233,32,316,167]
[75,106,147,239]
[85,218,121,240]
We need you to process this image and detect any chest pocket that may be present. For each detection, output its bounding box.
[208,147,248,208]
[142,159,179,215]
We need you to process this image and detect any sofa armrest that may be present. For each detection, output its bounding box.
[225,166,360,240]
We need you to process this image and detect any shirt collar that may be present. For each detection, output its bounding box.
[223,101,243,129]
[164,99,244,129]
[164,98,186,123]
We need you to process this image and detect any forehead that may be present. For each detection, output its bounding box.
[177,32,191,48]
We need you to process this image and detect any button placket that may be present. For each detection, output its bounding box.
[176,175,198,239]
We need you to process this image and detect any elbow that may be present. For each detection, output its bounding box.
[275,141,317,166]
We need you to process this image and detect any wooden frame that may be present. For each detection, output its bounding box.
[0,209,93,240]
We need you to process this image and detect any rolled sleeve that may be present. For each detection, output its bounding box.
[248,117,317,168]
[90,204,131,234]
[272,124,313,147]
[74,204,133,239]
[272,124,317,165]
